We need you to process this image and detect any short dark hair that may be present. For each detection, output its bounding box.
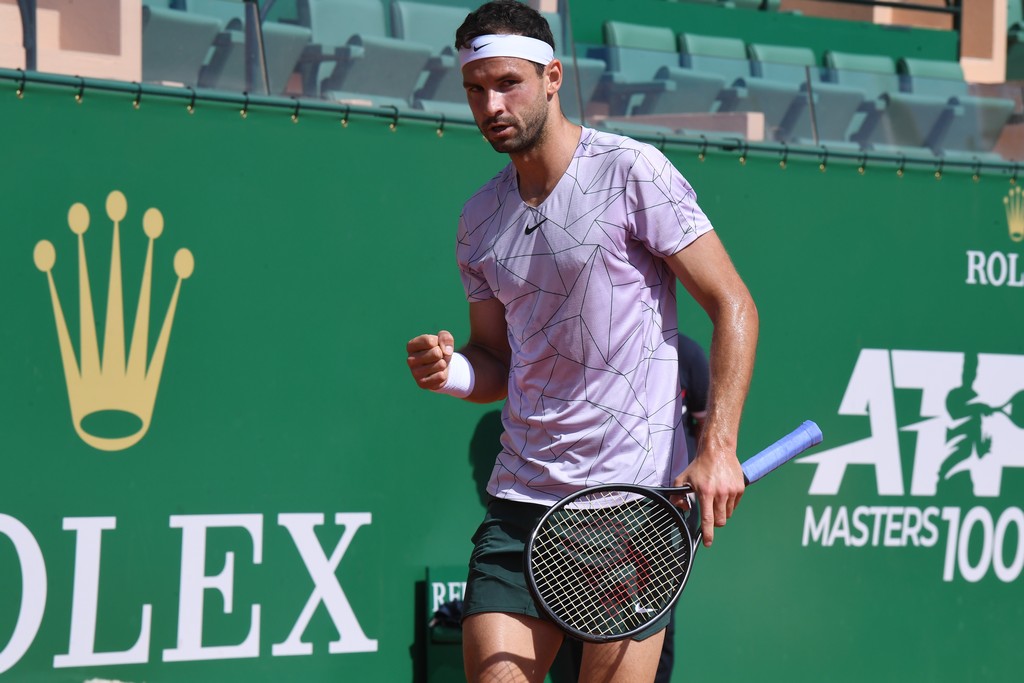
[454,0,555,52]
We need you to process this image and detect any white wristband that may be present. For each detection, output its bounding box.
[434,352,476,399]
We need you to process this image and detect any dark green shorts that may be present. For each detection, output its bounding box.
[462,497,669,641]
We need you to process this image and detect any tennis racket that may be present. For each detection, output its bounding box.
[524,420,823,643]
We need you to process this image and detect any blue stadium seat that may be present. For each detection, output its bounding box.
[186,0,311,95]
[295,0,432,108]
[142,0,222,87]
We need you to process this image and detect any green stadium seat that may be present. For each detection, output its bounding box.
[899,57,971,97]
[599,22,728,117]
[186,0,311,95]
[542,12,607,124]
[827,53,943,155]
[678,33,749,86]
[142,0,222,87]
[747,42,864,146]
[598,22,697,116]
[823,50,900,147]
[824,50,900,102]
[296,0,432,108]
[862,92,952,156]
[898,57,1014,158]
[829,54,1013,159]
[389,0,470,117]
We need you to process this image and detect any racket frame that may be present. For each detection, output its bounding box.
[524,482,697,644]
[523,420,823,643]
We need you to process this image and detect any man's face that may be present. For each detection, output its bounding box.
[462,56,553,154]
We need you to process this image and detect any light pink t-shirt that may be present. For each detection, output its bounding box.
[457,127,713,504]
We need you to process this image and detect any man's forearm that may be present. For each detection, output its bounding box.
[701,294,759,456]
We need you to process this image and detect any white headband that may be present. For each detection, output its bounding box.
[459,34,555,68]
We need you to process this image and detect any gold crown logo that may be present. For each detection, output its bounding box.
[1004,186,1024,243]
[33,191,193,451]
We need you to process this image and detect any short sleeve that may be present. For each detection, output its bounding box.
[456,212,495,302]
[626,145,714,257]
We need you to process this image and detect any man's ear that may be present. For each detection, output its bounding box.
[545,58,563,96]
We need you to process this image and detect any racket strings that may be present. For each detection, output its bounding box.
[530,491,690,638]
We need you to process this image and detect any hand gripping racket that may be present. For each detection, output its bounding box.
[524,420,823,643]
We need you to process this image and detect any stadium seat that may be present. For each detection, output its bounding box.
[898,57,1014,159]
[142,0,222,87]
[829,54,1013,159]
[678,35,812,140]
[295,0,432,108]
[678,32,749,87]
[824,50,900,102]
[542,12,606,123]
[747,42,864,146]
[823,50,898,144]
[600,22,727,117]
[389,0,470,117]
[186,0,311,95]
[825,51,935,156]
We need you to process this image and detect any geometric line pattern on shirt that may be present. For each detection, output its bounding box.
[458,128,710,503]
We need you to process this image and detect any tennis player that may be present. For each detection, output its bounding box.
[405,2,759,681]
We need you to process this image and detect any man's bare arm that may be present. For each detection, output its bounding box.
[666,231,759,546]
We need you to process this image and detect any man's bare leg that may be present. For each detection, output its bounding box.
[579,629,665,683]
[463,612,564,683]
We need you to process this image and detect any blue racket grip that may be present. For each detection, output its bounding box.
[741,420,823,485]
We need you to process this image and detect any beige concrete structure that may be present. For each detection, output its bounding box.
[0,0,141,81]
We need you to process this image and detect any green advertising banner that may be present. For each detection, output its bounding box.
[0,75,1021,682]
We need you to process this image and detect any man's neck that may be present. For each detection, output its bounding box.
[511,117,583,207]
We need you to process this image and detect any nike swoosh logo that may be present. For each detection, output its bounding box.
[473,43,491,52]
[525,218,546,235]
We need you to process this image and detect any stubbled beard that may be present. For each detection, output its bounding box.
[484,106,548,154]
